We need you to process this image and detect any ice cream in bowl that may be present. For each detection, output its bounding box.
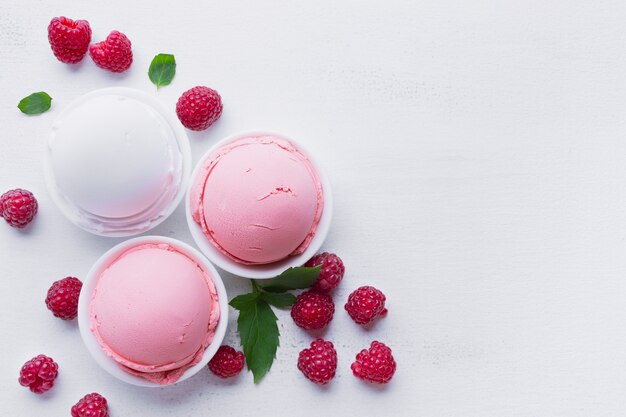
[44,87,191,236]
[78,236,228,386]
[186,132,333,279]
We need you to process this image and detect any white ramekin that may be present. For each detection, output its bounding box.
[186,131,333,279]
[77,236,228,387]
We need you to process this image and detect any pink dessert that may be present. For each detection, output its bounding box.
[89,243,220,384]
[190,134,324,265]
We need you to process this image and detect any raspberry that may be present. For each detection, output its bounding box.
[208,345,245,378]
[89,31,133,72]
[18,355,59,394]
[0,189,38,228]
[305,252,345,292]
[297,339,337,384]
[71,393,109,417]
[47,17,91,64]
[344,285,387,325]
[45,277,83,320]
[351,341,396,384]
[291,290,334,330]
[176,86,223,131]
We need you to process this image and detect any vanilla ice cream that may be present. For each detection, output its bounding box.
[44,88,190,236]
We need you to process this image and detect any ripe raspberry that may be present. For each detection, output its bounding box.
[47,17,91,64]
[45,277,83,320]
[71,393,109,417]
[18,355,59,394]
[208,345,245,378]
[89,31,133,72]
[176,86,223,131]
[345,285,387,325]
[351,341,396,384]
[305,252,345,292]
[0,189,38,228]
[297,339,337,385]
[291,290,334,330]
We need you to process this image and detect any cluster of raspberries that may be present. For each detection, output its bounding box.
[204,252,396,386]
[290,253,395,385]
[48,16,131,72]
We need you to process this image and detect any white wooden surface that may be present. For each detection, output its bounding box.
[2,1,626,416]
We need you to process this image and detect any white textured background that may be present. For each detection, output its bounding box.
[2,1,626,416]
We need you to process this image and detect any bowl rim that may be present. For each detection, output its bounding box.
[77,235,229,387]
[43,87,192,237]
[185,131,333,279]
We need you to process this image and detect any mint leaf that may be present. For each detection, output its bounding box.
[229,292,260,310]
[148,54,176,88]
[261,266,321,293]
[231,267,320,383]
[18,92,52,115]
[237,299,279,383]
[260,292,296,308]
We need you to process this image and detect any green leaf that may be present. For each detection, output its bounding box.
[260,292,296,308]
[17,92,52,115]
[260,266,321,293]
[148,54,176,88]
[229,292,260,310]
[237,299,279,383]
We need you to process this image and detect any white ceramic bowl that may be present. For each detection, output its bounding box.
[44,87,191,237]
[77,236,228,387]
[186,131,333,279]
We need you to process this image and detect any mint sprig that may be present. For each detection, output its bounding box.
[148,53,176,88]
[229,266,320,383]
[18,92,52,115]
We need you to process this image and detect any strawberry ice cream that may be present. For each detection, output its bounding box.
[189,134,324,265]
[89,242,220,385]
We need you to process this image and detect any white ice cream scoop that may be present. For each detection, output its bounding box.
[44,88,191,236]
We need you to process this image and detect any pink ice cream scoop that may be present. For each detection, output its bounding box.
[190,135,324,265]
[89,242,220,385]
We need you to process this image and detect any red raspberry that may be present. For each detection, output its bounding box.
[0,189,38,228]
[47,17,91,64]
[45,277,83,320]
[176,86,223,131]
[345,285,387,325]
[351,341,396,384]
[89,31,133,72]
[291,290,334,330]
[208,345,245,378]
[305,252,345,292]
[18,354,59,394]
[297,339,337,385]
[71,393,109,417]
